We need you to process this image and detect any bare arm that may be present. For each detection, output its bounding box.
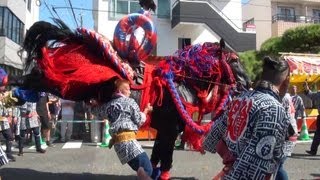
[304,82,320,101]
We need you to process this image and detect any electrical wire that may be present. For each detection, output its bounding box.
[43,0,56,19]
[51,6,62,21]
[62,0,76,27]
[53,6,276,22]
[67,0,79,27]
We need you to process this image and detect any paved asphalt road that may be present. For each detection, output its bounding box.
[0,140,319,180]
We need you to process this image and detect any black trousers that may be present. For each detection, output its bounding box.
[1,129,13,154]
[150,130,179,171]
[18,127,42,152]
[310,115,320,153]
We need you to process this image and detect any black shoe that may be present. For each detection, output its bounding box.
[6,153,16,162]
[46,141,55,147]
[54,139,65,143]
[18,151,24,156]
[175,145,185,150]
[306,150,317,156]
[36,148,46,153]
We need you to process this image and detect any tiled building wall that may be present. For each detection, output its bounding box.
[271,21,313,37]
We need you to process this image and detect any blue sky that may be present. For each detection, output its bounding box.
[39,0,94,29]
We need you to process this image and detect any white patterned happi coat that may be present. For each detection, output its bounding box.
[0,102,10,131]
[0,146,8,166]
[203,83,290,180]
[20,102,40,130]
[0,102,9,166]
[92,95,146,164]
[16,103,40,135]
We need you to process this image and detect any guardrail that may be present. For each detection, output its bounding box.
[55,120,105,123]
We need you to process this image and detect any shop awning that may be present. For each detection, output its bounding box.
[283,54,320,83]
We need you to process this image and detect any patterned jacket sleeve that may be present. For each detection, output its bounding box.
[203,111,227,153]
[225,105,288,179]
[306,90,320,102]
[15,108,21,135]
[297,96,306,118]
[130,98,146,127]
[26,102,32,115]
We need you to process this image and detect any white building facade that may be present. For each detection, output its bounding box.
[0,0,39,75]
[92,0,256,56]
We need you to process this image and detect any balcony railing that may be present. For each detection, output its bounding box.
[272,14,320,24]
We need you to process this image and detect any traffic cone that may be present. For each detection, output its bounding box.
[175,136,181,147]
[100,121,111,148]
[298,117,311,141]
[40,135,46,145]
[38,126,46,145]
[31,134,45,145]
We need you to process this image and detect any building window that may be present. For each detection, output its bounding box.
[8,12,12,40]
[27,0,31,11]
[0,8,3,35]
[12,16,17,42]
[0,7,25,44]
[158,0,170,19]
[109,0,140,20]
[178,38,191,50]
[277,6,295,22]
[313,9,320,23]
[3,8,8,36]
[20,23,25,43]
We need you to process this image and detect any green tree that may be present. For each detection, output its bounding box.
[282,24,320,53]
[259,36,283,57]
[260,24,320,55]
[238,25,320,84]
[239,50,262,81]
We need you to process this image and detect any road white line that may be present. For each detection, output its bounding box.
[2,145,17,150]
[62,141,82,149]
[29,144,48,149]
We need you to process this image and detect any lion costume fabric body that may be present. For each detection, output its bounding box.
[10,11,250,150]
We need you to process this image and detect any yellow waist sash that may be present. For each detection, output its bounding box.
[113,131,136,144]
[0,117,7,121]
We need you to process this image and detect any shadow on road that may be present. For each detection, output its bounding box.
[310,173,320,177]
[0,168,198,180]
[289,153,319,160]
[0,168,136,180]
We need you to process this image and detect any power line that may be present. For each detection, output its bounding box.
[51,6,62,21]
[43,0,56,19]
[62,0,77,27]
[67,0,79,27]
[186,0,271,7]
[52,6,281,22]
